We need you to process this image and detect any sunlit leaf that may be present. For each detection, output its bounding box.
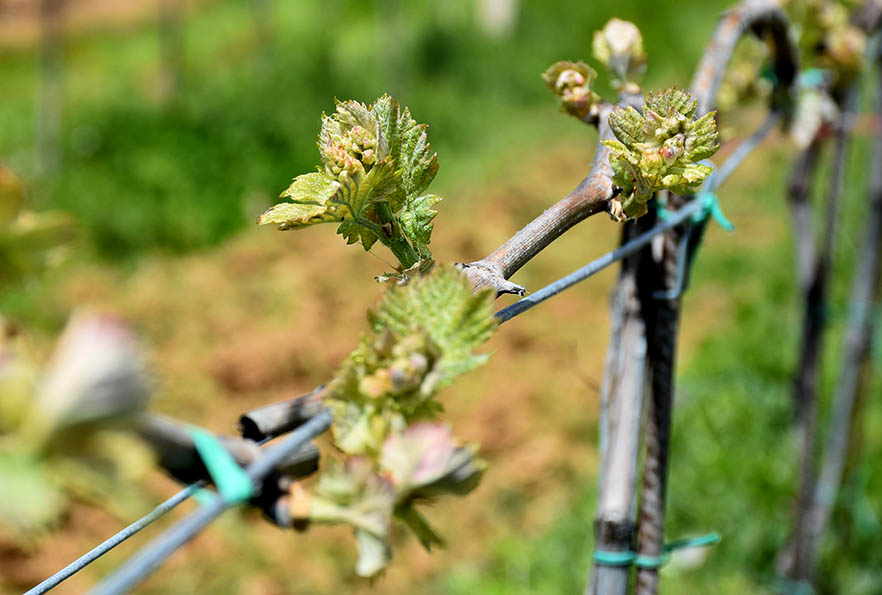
[603,87,720,219]
[400,194,442,258]
[0,453,66,538]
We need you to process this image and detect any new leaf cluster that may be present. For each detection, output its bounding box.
[295,266,498,577]
[258,95,442,271]
[603,88,720,219]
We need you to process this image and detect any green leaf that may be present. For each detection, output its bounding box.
[380,423,485,499]
[0,454,66,538]
[337,221,380,251]
[257,172,341,229]
[395,504,444,551]
[0,165,23,226]
[604,87,720,220]
[308,458,397,577]
[368,265,497,382]
[331,159,400,223]
[395,107,439,199]
[370,94,439,204]
[260,163,399,253]
[400,194,442,257]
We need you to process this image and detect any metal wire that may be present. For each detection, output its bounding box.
[90,410,333,595]
[23,483,204,595]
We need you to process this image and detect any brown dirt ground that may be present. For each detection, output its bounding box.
[0,0,207,48]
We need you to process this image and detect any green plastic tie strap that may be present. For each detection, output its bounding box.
[798,68,827,88]
[591,550,637,566]
[692,192,734,231]
[655,195,672,223]
[189,427,254,504]
[593,532,721,569]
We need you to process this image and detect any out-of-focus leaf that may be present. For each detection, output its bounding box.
[308,457,396,577]
[541,61,600,119]
[0,210,76,287]
[381,423,485,498]
[48,430,155,518]
[592,19,646,93]
[0,453,66,538]
[0,165,23,226]
[0,327,39,434]
[23,313,150,447]
[395,504,444,550]
[329,397,408,456]
[791,87,838,149]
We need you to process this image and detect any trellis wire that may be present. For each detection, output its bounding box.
[31,113,779,595]
[496,110,781,324]
[90,410,332,595]
[23,483,204,595]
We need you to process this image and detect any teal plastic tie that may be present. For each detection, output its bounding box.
[592,550,636,566]
[193,487,218,506]
[593,532,721,569]
[189,427,254,504]
[798,68,827,88]
[693,192,734,231]
[873,304,882,371]
[760,63,777,84]
[655,195,673,223]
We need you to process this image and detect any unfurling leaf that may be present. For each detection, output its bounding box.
[22,312,151,447]
[381,423,485,499]
[592,19,647,93]
[307,458,396,577]
[0,313,154,542]
[603,87,720,219]
[542,61,600,120]
[326,266,495,454]
[0,453,66,538]
[399,194,442,258]
[368,265,498,381]
[260,95,442,270]
[257,173,340,229]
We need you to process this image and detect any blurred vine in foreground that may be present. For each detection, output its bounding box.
[0,313,153,542]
